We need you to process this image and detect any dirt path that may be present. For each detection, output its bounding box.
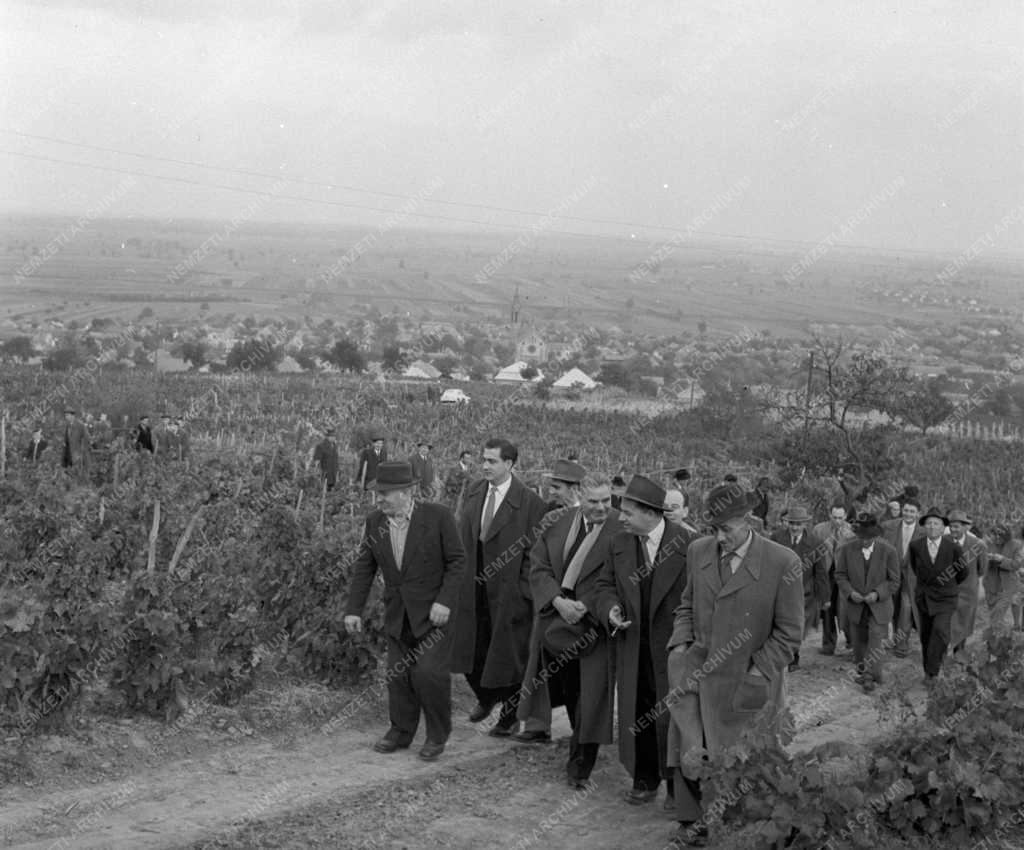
[0,638,935,850]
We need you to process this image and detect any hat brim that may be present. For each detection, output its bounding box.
[785,513,812,523]
[855,524,883,538]
[622,495,666,512]
[370,480,415,492]
[918,514,948,526]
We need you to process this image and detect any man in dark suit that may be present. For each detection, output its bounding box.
[444,451,474,511]
[357,435,388,497]
[25,426,48,462]
[63,408,91,477]
[408,441,436,500]
[451,437,547,736]
[770,504,828,671]
[909,507,967,681]
[883,498,925,656]
[522,473,618,784]
[312,428,339,490]
[596,475,694,811]
[834,514,900,693]
[134,415,155,453]
[344,462,466,761]
[750,477,771,524]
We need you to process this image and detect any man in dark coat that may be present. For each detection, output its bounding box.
[525,473,618,786]
[909,507,967,680]
[813,501,857,656]
[595,475,693,810]
[750,477,771,524]
[444,451,474,512]
[665,483,803,847]
[883,498,925,656]
[62,409,91,476]
[356,435,387,496]
[834,514,900,693]
[344,462,466,761]
[134,415,155,453]
[451,437,547,736]
[408,441,436,500]
[25,426,48,462]
[312,428,339,490]
[770,504,828,670]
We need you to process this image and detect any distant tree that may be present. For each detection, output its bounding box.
[886,378,955,434]
[520,364,539,381]
[133,347,152,368]
[435,356,459,378]
[381,344,405,372]
[597,362,630,389]
[180,340,208,369]
[326,338,366,373]
[1,335,35,363]
[226,338,284,372]
[138,307,154,319]
[43,344,85,372]
[293,350,317,371]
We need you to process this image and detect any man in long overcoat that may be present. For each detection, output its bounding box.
[356,435,387,495]
[834,513,900,692]
[947,509,987,653]
[344,462,465,761]
[909,507,966,680]
[519,473,617,784]
[408,441,436,500]
[596,475,693,810]
[451,437,547,735]
[62,408,91,477]
[813,501,857,656]
[770,504,828,670]
[665,483,803,847]
[312,428,340,490]
[883,498,925,655]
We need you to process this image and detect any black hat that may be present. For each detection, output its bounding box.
[918,506,948,526]
[611,475,626,487]
[541,617,599,658]
[371,461,416,492]
[416,440,433,449]
[702,483,756,524]
[547,459,587,485]
[621,475,666,511]
[852,512,882,538]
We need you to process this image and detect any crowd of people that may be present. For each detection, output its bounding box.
[341,437,1024,849]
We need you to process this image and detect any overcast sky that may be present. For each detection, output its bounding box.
[2,0,1022,255]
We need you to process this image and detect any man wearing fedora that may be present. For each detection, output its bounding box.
[312,427,340,491]
[344,461,466,761]
[451,437,547,737]
[947,509,987,654]
[519,471,618,781]
[908,507,967,680]
[834,514,900,693]
[357,435,388,498]
[595,475,694,811]
[770,504,828,671]
[665,482,803,847]
[409,441,436,501]
[515,459,587,744]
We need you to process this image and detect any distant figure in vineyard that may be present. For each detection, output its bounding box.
[666,483,803,847]
[451,437,546,738]
[884,499,925,657]
[610,475,627,510]
[813,501,857,656]
[750,476,771,524]
[443,450,474,508]
[408,441,436,500]
[834,514,900,693]
[134,415,155,453]
[62,409,91,476]
[596,475,693,813]
[171,418,190,460]
[947,509,987,653]
[356,435,387,496]
[25,426,48,462]
[344,462,466,762]
[91,413,113,450]
[984,524,1023,630]
[908,507,966,681]
[154,414,172,457]
[312,428,339,490]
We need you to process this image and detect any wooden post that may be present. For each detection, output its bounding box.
[0,409,6,480]
[168,507,203,575]
[295,488,303,518]
[147,500,161,573]
[318,477,327,532]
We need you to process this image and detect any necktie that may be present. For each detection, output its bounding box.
[638,535,653,636]
[638,534,652,569]
[719,547,736,584]
[479,486,497,540]
[564,518,590,566]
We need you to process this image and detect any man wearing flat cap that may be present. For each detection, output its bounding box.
[519,471,618,781]
[409,441,436,501]
[664,482,803,847]
[344,462,466,761]
[834,514,900,693]
[770,504,828,671]
[514,459,587,743]
[908,507,966,681]
[947,509,987,654]
[595,475,693,812]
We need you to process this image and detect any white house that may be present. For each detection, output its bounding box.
[404,359,441,380]
[553,367,596,390]
[494,360,544,383]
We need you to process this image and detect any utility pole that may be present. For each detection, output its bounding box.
[803,351,814,440]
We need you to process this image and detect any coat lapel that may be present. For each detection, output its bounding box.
[465,481,485,541]
[483,477,521,542]
[574,510,620,586]
[650,525,686,615]
[400,507,427,572]
[376,513,399,575]
[615,536,642,617]
[718,534,762,598]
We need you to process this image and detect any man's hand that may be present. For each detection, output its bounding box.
[429,603,451,627]
[849,591,864,604]
[864,591,878,604]
[821,601,832,610]
[608,605,632,633]
[344,615,362,634]
[554,596,587,624]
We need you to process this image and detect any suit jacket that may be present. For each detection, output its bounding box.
[908,536,966,614]
[883,521,925,570]
[811,520,856,572]
[451,475,547,688]
[595,520,694,776]
[134,424,154,453]
[357,446,387,488]
[834,537,900,626]
[313,439,339,483]
[409,454,436,497]
[64,421,91,468]
[770,529,829,608]
[667,533,803,755]
[25,438,48,461]
[345,502,465,641]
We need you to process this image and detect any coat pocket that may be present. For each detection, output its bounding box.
[732,672,770,713]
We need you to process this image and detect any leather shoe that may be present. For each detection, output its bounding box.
[373,736,410,754]
[488,724,515,738]
[468,702,496,723]
[567,776,589,790]
[625,788,658,805]
[671,822,709,847]
[662,795,676,813]
[818,647,835,656]
[419,741,445,761]
[513,730,551,744]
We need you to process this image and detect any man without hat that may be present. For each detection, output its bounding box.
[770,504,828,671]
[356,434,388,501]
[409,441,436,501]
[883,498,926,656]
[514,459,587,744]
[62,408,91,478]
[450,438,547,737]
[134,415,155,454]
[834,514,900,693]
[312,427,339,490]
[947,509,987,654]
[909,508,967,680]
[520,471,619,784]
[813,500,857,657]
[595,475,694,812]
[665,482,803,847]
[344,462,466,761]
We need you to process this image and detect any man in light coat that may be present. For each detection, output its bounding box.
[834,513,900,693]
[813,500,857,656]
[947,509,987,653]
[665,483,803,847]
[883,499,925,656]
